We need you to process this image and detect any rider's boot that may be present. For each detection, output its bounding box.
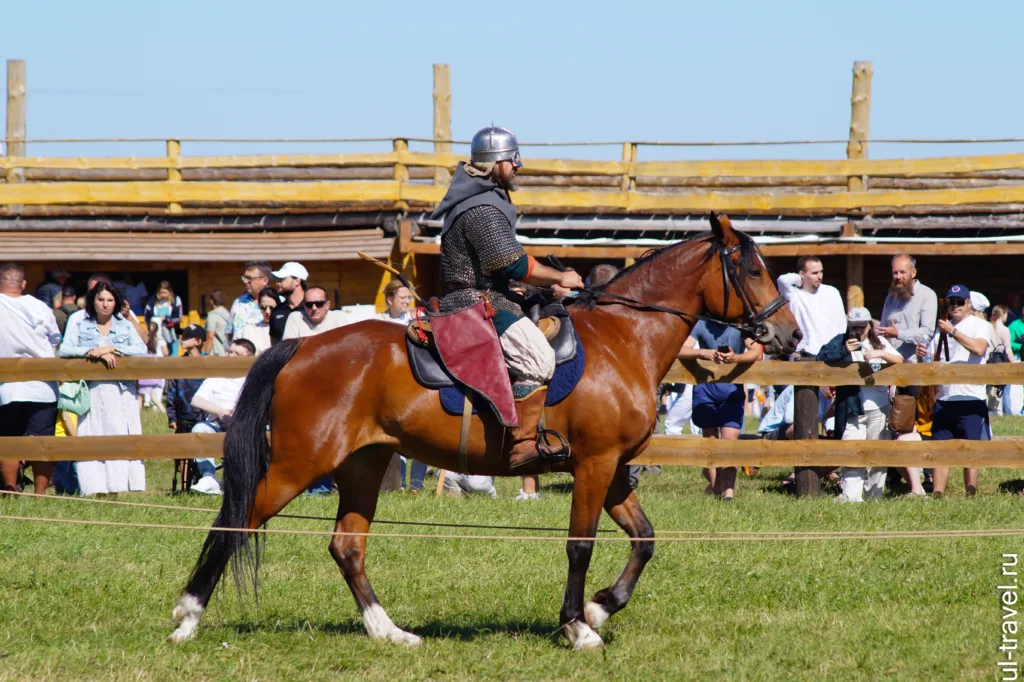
[508,386,566,469]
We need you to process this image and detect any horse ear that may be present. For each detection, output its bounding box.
[708,212,737,244]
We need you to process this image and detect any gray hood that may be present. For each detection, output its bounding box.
[430,162,517,236]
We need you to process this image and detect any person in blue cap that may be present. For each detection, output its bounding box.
[915,284,990,497]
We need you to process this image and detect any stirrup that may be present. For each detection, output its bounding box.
[537,427,571,462]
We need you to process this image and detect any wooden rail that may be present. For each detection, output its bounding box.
[4,356,1024,386]
[1,151,1024,216]
[5,356,1024,385]
[4,433,1024,469]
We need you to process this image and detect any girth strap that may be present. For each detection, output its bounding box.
[458,393,472,474]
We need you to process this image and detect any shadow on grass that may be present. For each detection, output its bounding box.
[541,481,574,495]
[998,480,1024,495]
[227,617,612,645]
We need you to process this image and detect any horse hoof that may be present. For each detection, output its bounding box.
[564,620,604,651]
[387,628,423,647]
[584,602,610,630]
[169,594,204,644]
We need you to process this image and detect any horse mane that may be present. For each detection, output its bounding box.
[569,229,768,310]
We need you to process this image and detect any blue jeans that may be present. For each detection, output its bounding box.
[401,458,427,490]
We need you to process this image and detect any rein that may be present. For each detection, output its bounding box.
[551,243,788,338]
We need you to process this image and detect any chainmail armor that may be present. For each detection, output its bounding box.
[439,205,525,318]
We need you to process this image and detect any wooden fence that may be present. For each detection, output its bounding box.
[2,148,1024,218]
[3,357,1024,469]
[4,58,1024,222]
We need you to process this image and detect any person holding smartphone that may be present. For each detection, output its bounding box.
[816,307,904,502]
[677,320,764,501]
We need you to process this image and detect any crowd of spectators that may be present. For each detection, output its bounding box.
[2,250,1023,505]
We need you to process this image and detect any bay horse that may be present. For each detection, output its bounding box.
[169,213,801,650]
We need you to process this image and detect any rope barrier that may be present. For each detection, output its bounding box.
[0,490,617,534]
[2,492,1022,542]
[2,513,1022,542]
[4,136,1024,147]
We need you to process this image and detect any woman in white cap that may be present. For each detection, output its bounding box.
[816,307,904,502]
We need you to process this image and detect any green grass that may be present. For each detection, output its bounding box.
[2,412,1024,680]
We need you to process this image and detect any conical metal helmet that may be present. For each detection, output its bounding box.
[470,126,522,167]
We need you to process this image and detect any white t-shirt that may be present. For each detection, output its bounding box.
[0,293,61,405]
[776,274,847,355]
[926,315,990,402]
[282,309,351,339]
[848,335,898,411]
[237,321,272,355]
[193,376,246,414]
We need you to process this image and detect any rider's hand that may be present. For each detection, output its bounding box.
[559,271,584,290]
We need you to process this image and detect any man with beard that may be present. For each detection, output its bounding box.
[878,254,938,369]
[269,261,308,344]
[430,126,583,469]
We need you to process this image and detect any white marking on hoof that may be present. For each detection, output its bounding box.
[362,604,422,647]
[169,594,204,644]
[584,601,610,630]
[564,620,604,651]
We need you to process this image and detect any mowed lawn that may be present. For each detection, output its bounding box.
[2,412,1024,680]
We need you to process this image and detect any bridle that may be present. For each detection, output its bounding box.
[555,240,789,340]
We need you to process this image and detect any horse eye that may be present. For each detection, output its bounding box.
[748,269,762,279]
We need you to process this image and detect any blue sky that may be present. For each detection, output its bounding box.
[7,0,1023,161]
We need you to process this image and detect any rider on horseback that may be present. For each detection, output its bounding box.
[430,126,584,468]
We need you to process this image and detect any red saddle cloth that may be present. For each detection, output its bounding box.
[427,300,517,427]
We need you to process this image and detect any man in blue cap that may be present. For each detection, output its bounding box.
[915,284,990,497]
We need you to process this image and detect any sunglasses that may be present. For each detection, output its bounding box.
[948,298,966,308]
[241,275,268,284]
[304,300,328,309]
[259,304,276,312]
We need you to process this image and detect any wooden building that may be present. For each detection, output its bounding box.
[4,60,1024,321]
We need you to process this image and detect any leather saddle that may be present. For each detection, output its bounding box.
[407,302,579,390]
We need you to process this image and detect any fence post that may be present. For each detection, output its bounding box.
[793,356,822,497]
[394,138,409,212]
[6,59,26,215]
[432,63,451,186]
[166,139,182,215]
[845,60,872,310]
[620,142,635,192]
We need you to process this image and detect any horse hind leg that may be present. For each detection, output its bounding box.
[329,446,421,647]
[170,463,311,644]
[584,467,655,631]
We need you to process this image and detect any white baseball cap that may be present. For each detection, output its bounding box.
[970,290,990,312]
[847,307,872,323]
[271,262,309,280]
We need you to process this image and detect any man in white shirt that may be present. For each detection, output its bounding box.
[917,284,990,498]
[282,286,351,340]
[776,257,847,356]
[188,339,256,494]
[0,262,62,493]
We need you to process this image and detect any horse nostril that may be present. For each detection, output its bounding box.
[792,328,803,342]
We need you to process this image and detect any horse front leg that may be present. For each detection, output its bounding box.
[584,466,655,630]
[560,456,617,651]
[329,446,422,647]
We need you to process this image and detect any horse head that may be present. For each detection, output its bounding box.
[702,213,802,356]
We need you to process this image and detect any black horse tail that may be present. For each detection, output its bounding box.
[184,339,301,601]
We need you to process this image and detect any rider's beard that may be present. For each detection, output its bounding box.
[889,279,914,301]
[494,166,519,192]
